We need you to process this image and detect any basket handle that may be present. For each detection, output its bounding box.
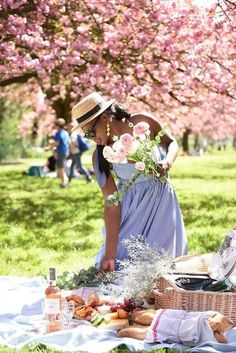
[153,290,163,297]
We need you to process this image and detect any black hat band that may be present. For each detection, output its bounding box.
[76,104,102,124]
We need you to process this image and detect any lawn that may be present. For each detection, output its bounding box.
[0,149,236,353]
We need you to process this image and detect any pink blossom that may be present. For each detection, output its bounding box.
[135,162,145,171]
[133,122,150,137]
[77,26,89,35]
[1,0,236,142]
[73,76,80,84]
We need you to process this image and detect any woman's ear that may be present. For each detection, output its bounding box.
[100,113,108,121]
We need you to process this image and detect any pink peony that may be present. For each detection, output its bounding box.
[103,145,127,164]
[120,133,133,147]
[133,122,150,137]
[135,162,145,171]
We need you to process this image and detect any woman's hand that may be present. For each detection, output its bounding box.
[100,258,115,272]
[157,160,172,176]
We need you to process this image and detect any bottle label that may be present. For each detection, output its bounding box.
[45,298,61,314]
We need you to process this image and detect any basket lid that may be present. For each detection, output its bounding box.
[208,228,236,280]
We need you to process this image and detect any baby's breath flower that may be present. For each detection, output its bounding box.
[99,236,174,300]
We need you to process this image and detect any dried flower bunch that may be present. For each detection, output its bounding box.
[100,235,174,301]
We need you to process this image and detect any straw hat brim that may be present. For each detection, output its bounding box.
[71,99,115,132]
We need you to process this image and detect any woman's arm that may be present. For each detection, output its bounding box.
[101,174,121,272]
[92,152,121,272]
[159,136,179,171]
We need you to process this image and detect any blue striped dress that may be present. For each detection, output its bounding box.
[93,147,187,269]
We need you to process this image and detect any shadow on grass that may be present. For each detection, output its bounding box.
[0,161,24,165]
[0,170,103,252]
[181,194,235,226]
[174,173,236,181]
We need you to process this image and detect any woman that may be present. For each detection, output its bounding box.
[72,92,187,272]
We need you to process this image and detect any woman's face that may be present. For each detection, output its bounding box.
[82,115,108,145]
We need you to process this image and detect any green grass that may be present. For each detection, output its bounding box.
[0,150,236,353]
[0,346,172,353]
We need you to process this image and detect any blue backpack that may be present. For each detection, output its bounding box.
[77,134,90,152]
[28,166,45,177]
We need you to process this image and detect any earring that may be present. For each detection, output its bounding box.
[106,122,110,136]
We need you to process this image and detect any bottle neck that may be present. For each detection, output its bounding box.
[49,267,56,284]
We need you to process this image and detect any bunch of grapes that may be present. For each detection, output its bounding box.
[110,298,144,312]
[110,303,126,312]
[123,298,144,312]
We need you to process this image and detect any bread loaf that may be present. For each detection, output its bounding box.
[99,319,129,331]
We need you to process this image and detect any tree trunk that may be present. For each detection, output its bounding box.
[52,96,71,123]
[182,128,191,154]
[194,134,200,151]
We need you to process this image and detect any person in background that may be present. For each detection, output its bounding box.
[67,123,93,183]
[42,149,57,177]
[50,118,70,187]
[71,92,187,272]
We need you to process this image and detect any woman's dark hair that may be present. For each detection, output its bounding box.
[98,103,131,178]
[105,103,131,121]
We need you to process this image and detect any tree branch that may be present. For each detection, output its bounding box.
[208,55,235,76]
[0,1,36,19]
[0,72,37,86]
[222,0,236,9]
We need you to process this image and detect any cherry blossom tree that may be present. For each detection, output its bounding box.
[0,0,235,145]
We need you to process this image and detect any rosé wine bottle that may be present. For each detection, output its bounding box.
[45,267,62,333]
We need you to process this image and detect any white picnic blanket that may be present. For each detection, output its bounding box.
[0,276,236,353]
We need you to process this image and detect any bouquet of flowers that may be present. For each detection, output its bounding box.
[103,121,168,206]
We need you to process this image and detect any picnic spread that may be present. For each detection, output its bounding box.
[2,229,236,353]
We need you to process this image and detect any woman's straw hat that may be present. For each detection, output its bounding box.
[71,92,115,131]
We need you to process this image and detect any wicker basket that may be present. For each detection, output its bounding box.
[153,275,236,322]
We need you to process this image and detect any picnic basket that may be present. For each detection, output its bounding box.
[153,230,236,322]
[153,274,236,322]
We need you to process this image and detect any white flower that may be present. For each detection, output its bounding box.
[112,140,124,152]
[127,140,140,154]
[103,146,115,161]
